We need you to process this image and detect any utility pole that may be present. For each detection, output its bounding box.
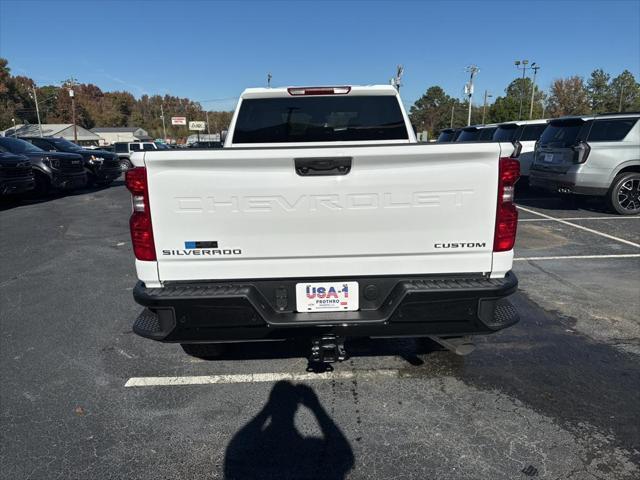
[465,65,479,126]
[450,104,455,128]
[206,110,210,135]
[66,77,78,142]
[529,63,540,119]
[11,118,16,137]
[392,65,404,92]
[619,83,625,112]
[160,103,167,141]
[30,85,43,137]
[267,72,272,88]
[482,90,492,125]
[515,59,530,120]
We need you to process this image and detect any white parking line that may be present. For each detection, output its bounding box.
[519,216,639,222]
[514,254,640,262]
[516,206,640,248]
[125,369,401,387]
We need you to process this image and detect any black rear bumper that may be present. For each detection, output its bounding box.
[132,273,519,343]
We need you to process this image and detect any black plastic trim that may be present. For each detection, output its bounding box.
[133,273,518,343]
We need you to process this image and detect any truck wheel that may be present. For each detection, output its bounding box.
[608,172,640,215]
[181,343,226,359]
[119,158,132,171]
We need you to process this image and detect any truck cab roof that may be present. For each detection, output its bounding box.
[240,84,400,99]
[227,84,416,146]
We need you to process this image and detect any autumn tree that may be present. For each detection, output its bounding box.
[546,76,590,117]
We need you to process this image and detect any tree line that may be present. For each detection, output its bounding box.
[0,58,232,140]
[2,57,639,141]
[409,69,640,138]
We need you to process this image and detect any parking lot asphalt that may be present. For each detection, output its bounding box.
[1,184,639,480]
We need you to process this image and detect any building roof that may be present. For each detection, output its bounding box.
[90,127,151,141]
[91,127,145,133]
[1,124,100,140]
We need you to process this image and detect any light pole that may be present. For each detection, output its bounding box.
[515,59,530,120]
[482,90,492,125]
[69,88,77,142]
[529,63,540,119]
[465,65,479,126]
[11,118,16,137]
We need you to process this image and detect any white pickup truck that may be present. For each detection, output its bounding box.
[127,85,520,362]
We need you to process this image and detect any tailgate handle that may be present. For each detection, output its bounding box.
[295,157,352,176]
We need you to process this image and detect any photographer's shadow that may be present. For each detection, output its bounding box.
[224,381,354,480]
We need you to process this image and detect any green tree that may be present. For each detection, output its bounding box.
[608,70,640,112]
[488,77,545,123]
[409,86,464,137]
[546,76,590,117]
[587,69,611,113]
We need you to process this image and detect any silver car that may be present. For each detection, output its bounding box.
[529,113,640,215]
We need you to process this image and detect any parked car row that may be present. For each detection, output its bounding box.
[105,140,223,171]
[0,136,121,198]
[437,112,640,215]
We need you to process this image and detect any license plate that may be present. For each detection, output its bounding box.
[543,153,554,163]
[296,281,359,312]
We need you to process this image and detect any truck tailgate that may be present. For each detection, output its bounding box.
[144,143,505,281]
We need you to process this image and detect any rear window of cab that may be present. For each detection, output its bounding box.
[232,95,409,143]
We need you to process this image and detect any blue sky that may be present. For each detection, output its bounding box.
[1,0,639,111]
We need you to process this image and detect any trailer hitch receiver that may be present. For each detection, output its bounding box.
[310,335,347,363]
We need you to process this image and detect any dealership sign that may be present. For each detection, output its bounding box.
[189,121,206,131]
[171,116,187,126]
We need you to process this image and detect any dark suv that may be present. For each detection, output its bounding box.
[436,128,461,143]
[0,137,86,194]
[0,149,35,196]
[455,124,498,142]
[21,137,121,186]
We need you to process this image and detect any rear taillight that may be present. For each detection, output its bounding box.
[493,157,520,252]
[125,167,156,261]
[287,86,351,96]
[512,140,522,158]
[573,141,591,163]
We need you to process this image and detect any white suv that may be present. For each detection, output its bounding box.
[492,119,549,179]
[113,142,158,171]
